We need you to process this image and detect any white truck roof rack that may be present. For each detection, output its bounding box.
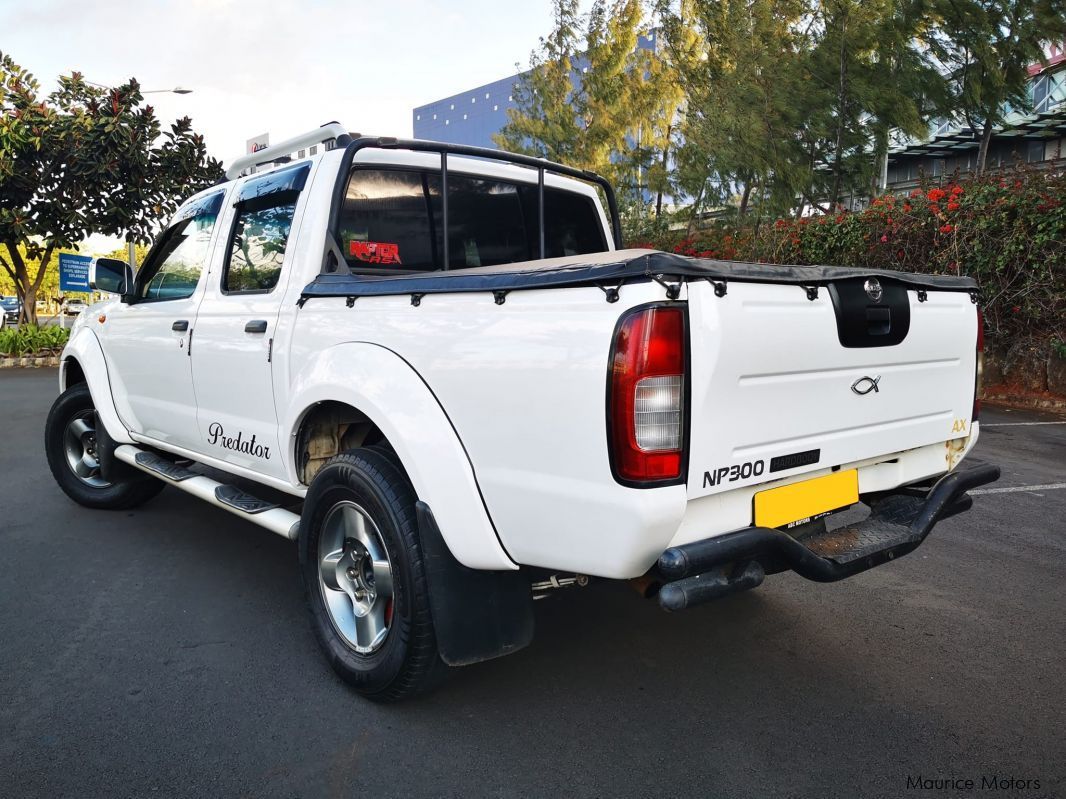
[225,122,351,180]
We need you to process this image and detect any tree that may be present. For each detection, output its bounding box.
[663,0,814,219]
[495,0,584,163]
[627,16,691,217]
[664,0,958,216]
[495,0,659,202]
[502,0,1062,223]
[577,0,648,194]
[0,52,222,325]
[803,0,889,208]
[861,0,951,196]
[934,0,1066,174]
[0,244,62,306]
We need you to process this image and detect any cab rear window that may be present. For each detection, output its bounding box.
[337,168,607,272]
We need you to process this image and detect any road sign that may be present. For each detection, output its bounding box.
[246,133,270,154]
[245,133,270,175]
[59,253,92,292]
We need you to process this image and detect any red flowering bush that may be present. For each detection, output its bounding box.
[632,166,1065,343]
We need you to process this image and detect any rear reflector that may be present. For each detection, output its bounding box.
[609,305,686,484]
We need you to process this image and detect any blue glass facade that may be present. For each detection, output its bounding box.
[412,74,524,149]
[412,32,659,149]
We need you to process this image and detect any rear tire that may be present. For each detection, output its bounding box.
[299,448,446,702]
[44,384,164,510]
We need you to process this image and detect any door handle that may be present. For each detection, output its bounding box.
[172,320,189,332]
[245,320,268,334]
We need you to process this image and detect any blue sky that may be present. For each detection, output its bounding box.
[1,0,575,168]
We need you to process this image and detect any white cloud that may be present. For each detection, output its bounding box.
[3,0,562,168]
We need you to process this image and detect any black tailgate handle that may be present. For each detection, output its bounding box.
[865,306,892,336]
[245,320,268,334]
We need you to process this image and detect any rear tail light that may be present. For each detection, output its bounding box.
[973,307,984,422]
[609,305,686,484]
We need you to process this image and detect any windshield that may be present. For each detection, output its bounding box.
[0,297,17,309]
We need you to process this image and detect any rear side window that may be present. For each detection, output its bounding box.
[336,168,607,272]
[223,196,297,293]
[339,170,436,271]
[136,194,222,301]
[536,188,610,259]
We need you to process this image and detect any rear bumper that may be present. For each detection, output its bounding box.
[656,461,1000,611]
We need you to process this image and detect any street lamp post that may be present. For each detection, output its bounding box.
[85,81,194,269]
[85,80,192,95]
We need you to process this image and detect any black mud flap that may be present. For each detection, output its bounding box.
[95,412,151,484]
[415,501,534,666]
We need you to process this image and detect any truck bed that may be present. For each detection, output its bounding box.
[289,248,981,578]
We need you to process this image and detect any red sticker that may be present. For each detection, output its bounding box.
[350,240,402,265]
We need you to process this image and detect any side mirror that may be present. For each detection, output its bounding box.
[89,257,133,295]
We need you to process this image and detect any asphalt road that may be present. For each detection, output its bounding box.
[2,368,1064,799]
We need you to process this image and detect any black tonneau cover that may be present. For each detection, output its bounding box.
[300,249,977,301]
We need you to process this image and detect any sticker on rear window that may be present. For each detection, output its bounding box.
[349,240,402,266]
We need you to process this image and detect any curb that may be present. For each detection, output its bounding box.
[0,355,61,369]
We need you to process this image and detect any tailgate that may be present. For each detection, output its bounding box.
[686,278,978,499]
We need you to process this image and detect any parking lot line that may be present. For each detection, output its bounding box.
[981,421,1066,427]
[970,482,1066,495]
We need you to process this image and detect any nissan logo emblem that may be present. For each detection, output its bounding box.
[851,375,881,395]
[864,278,883,302]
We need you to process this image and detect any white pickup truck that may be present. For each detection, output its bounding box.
[46,124,999,701]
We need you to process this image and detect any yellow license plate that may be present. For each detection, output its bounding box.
[754,470,859,530]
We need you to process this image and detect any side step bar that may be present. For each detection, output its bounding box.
[115,445,300,540]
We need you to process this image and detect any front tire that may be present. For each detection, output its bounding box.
[44,384,164,510]
[299,448,445,702]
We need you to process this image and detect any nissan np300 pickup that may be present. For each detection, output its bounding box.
[45,124,999,701]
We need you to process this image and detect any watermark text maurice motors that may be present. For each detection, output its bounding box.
[907,774,1042,792]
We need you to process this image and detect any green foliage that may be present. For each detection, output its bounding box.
[630,166,1066,342]
[0,324,69,357]
[506,1,1064,221]
[663,0,812,216]
[0,245,59,300]
[0,51,222,324]
[0,243,143,308]
[105,243,151,266]
[495,0,586,163]
[496,0,684,204]
[933,0,1066,172]
[659,0,957,216]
